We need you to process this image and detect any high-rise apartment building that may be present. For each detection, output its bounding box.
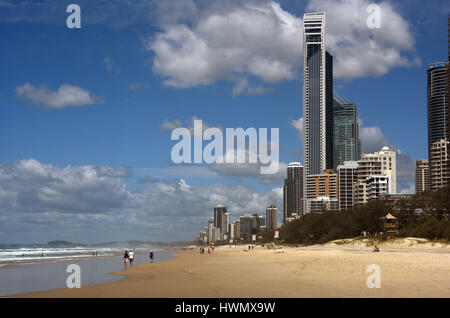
[333,96,361,170]
[337,161,358,211]
[213,205,227,240]
[366,175,391,201]
[430,138,449,190]
[360,147,397,193]
[223,212,230,240]
[266,204,277,231]
[427,62,448,161]
[415,159,430,194]
[283,162,304,223]
[303,12,331,176]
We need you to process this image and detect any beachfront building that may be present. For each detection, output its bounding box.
[427,62,448,163]
[366,175,391,201]
[415,159,430,194]
[213,205,227,241]
[207,220,214,244]
[337,161,358,211]
[360,147,397,194]
[266,204,277,231]
[234,220,240,241]
[223,212,230,240]
[309,196,339,213]
[239,214,261,241]
[228,223,234,243]
[430,138,449,190]
[355,152,383,205]
[283,162,304,223]
[333,96,361,170]
[305,169,338,213]
[303,12,333,176]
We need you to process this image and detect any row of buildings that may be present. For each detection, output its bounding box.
[196,204,278,245]
[283,146,397,222]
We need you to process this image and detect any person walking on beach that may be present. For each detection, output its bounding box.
[149,250,154,263]
[124,250,129,270]
[129,250,135,266]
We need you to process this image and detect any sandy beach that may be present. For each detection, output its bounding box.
[12,239,450,298]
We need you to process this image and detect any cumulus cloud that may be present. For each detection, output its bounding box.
[0,159,282,242]
[15,83,99,109]
[147,0,418,92]
[148,0,301,89]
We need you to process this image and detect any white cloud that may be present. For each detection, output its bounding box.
[0,158,282,242]
[148,0,418,92]
[290,117,303,140]
[15,83,98,109]
[148,1,301,89]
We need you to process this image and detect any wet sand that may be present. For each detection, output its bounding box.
[12,244,450,298]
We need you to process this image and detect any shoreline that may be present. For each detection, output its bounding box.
[1,249,178,297]
[10,243,450,298]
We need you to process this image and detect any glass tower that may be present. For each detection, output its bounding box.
[333,96,361,170]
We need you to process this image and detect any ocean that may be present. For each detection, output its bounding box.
[0,247,177,296]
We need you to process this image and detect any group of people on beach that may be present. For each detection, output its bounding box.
[199,246,214,255]
[123,250,154,269]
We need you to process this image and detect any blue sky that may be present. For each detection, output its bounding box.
[0,0,448,243]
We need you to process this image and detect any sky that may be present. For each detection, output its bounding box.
[0,0,448,244]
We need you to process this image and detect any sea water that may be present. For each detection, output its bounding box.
[0,247,176,296]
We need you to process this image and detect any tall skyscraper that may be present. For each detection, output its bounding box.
[427,62,448,161]
[213,205,227,239]
[223,212,230,240]
[333,96,361,170]
[326,51,334,170]
[266,204,277,231]
[415,159,430,194]
[303,12,329,176]
[283,162,304,223]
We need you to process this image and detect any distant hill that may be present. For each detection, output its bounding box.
[46,241,87,248]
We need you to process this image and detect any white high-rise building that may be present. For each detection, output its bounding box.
[337,161,358,211]
[360,146,397,194]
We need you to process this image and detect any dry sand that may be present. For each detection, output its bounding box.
[12,242,450,298]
